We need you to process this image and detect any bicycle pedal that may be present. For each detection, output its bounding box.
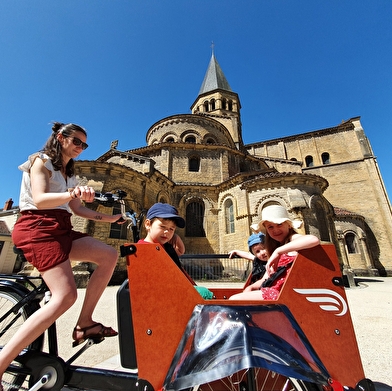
[88,336,105,345]
[66,338,105,365]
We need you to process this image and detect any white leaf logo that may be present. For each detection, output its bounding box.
[293,288,348,316]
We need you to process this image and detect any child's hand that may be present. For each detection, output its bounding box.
[266,251,280,275]
[228,250,238,258]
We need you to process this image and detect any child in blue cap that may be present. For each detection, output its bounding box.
[138,202,186,271]
[229,232,268,283]
[138,202,213,299]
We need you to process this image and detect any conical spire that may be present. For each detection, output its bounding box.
[199,53,232,94]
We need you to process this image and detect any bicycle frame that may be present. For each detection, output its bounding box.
[121,243,373,391]
[0,238,375,390]
[0,274,140,391]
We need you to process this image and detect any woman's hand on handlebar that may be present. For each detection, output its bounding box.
[113,214,126,224]
[72,186,96,202]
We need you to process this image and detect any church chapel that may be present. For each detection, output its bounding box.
[73,53,392,280]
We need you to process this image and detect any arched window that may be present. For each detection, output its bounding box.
[203,101,209,112]
[228,100,233,111]
[165,137,175,143]
[224,199,235,234]
[189,156,200,172]
[110,205,128,239]
[345,232,359,254]
[210,99,215,110]
[314,203,330,242]
[321,152,330,164]
[305,155,314,167]
[222,99,227,110]
[158,196,168,203]
[206,138,215,144]
[186,201,205,237]
[185,135,196,143]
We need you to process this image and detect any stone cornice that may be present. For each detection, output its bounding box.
[239,171,329,193]
[245,117,358,148]
[95,149,153,164]
[146,113,236,148]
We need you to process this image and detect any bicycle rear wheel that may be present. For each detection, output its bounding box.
[0,289,42,390]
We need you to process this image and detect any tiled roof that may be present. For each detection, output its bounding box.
[199,53,232,94]
[334,206,364,220]
[334,207,355,216]
[0,221,11,235]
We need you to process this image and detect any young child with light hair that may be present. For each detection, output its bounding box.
[229,232,268,284]
[230,204,319,300]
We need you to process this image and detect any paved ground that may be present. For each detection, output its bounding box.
[54,277,392,390]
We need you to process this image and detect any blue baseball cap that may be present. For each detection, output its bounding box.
[147,203,185,228]
[247,233,265,251]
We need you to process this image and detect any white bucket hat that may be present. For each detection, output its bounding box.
[258,205,294,231]
[250,223,260,233]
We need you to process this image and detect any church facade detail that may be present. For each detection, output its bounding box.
[72,53,392,280]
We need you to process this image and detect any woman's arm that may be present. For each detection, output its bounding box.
[30,158,123,223]
[30,158,74,208]
[69,198,123,223]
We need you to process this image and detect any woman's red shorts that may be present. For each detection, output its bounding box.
[12,209,89,272]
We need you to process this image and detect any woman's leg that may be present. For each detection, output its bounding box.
[69,236,117,336]
[0,261,77,380]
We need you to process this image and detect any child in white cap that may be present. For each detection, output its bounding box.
[230,204,319,300]
[229,232,268,284]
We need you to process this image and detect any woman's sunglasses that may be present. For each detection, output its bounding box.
[71,137,88,150]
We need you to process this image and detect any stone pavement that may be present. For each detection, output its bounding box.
[56,277,392,390]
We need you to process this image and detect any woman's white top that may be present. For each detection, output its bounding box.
[18,152,77,212]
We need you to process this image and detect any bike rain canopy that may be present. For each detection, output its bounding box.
[164,304,330,390]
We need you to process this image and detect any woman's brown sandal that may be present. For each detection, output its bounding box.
[72,322,118,347]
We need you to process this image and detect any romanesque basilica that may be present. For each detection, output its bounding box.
[2,53,392,280]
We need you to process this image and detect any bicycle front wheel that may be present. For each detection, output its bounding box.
[190,344,322,391]
[192,368,320,391]
[0,288,42,390]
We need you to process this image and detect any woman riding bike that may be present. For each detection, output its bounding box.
[0,122,124,390]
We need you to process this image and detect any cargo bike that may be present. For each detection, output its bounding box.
[0,192,375,391]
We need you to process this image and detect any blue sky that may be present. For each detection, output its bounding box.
[1,1,391,207]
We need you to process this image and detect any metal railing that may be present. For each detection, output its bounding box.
[180,254,250,282]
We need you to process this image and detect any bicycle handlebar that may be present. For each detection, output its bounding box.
[94,190,131,222]
[94,190,127,203]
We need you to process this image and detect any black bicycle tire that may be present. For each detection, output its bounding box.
[189,344,322,391]
[0,288,42,349]
[0,288,43,390]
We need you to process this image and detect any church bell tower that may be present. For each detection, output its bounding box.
[190,52,244,149]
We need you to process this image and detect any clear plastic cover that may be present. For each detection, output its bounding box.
[164,304,330,390]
